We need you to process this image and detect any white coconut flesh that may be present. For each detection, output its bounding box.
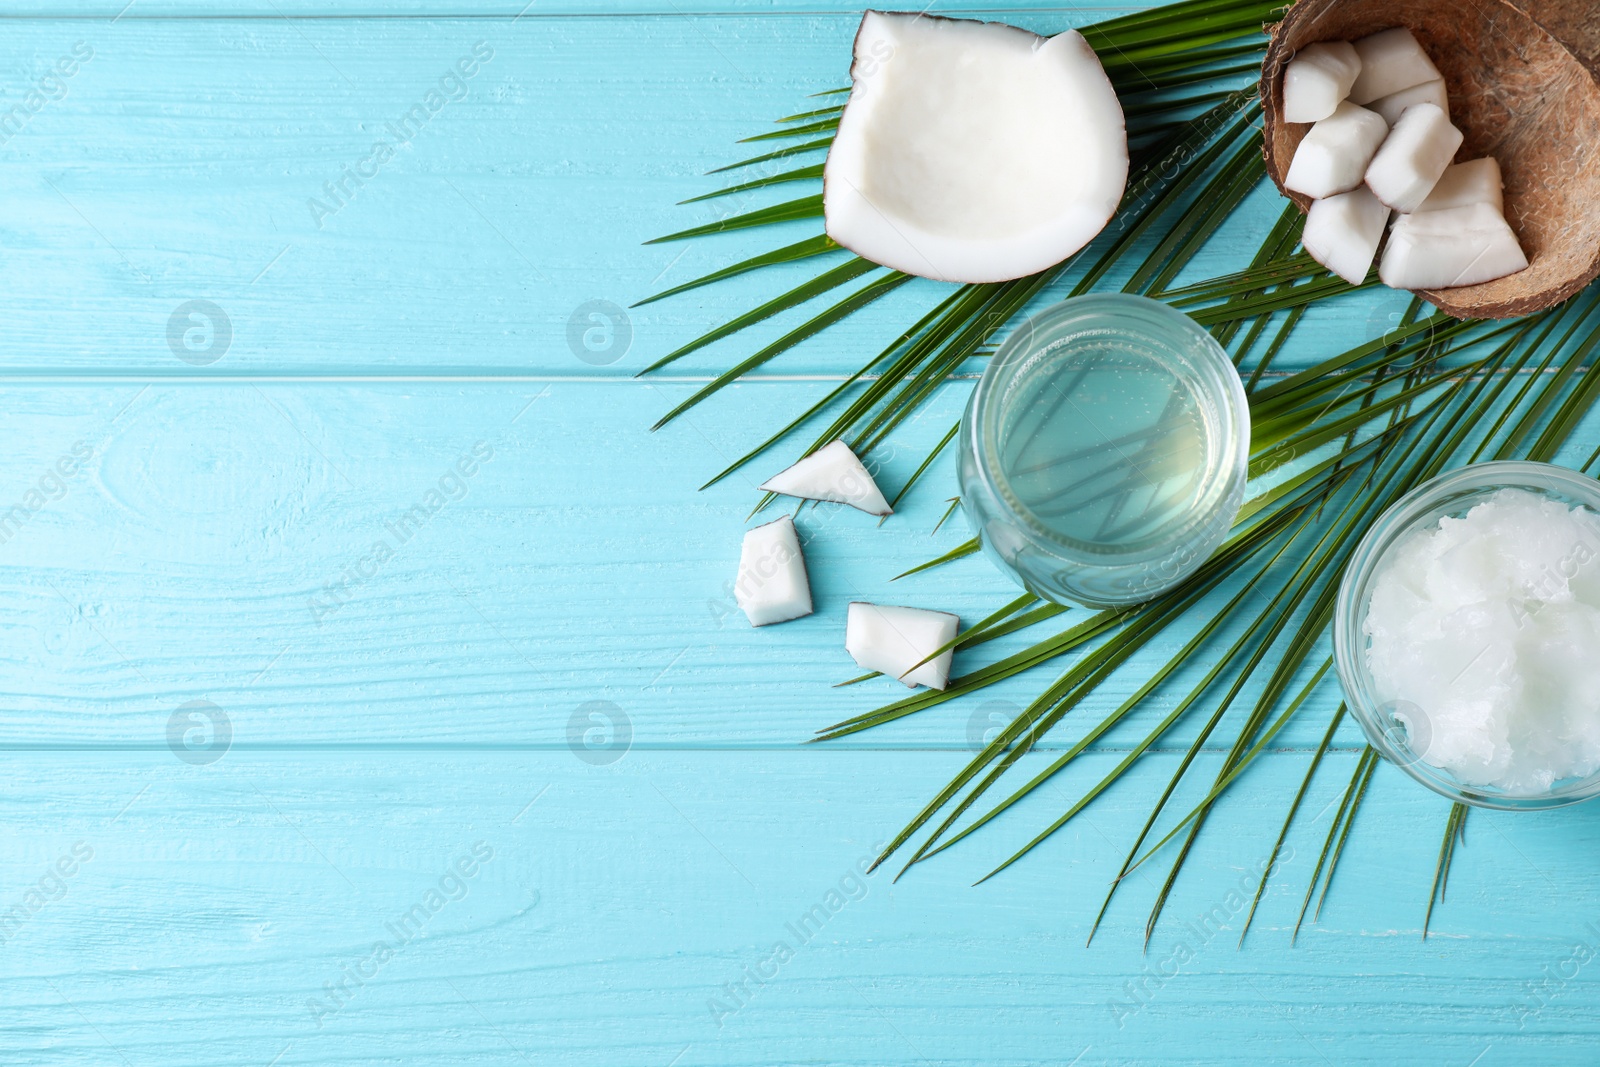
[1281,27,1527,293]
[1284,101,1389,199]
[1364,103,1463,213]
[1282,41,1361,123]
[844,602,958,690]
[1417,158,1502,214]
[1348,27,1441,104]
[736,516,813,627]
[1303,186,1388,285]
[1368,78,1447,127]
[1380,203,1529,290]
[823,12,1128,284]
[758,439,892,516]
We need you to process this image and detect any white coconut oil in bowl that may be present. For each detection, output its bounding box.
[957,294,1250,607]
[1334,461,1600,810]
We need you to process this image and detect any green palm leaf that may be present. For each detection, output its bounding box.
[633,234,839,307]
[645,194,821,244]
[678,164,826,205]
[651,269,909,429]
[738,117,841,143]
[641,0,1600,938]
[708,138,834,175]
[1424,805,1469,939]
[641,254,875,376]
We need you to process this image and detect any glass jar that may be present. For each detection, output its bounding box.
[957,293,1250,608]
[1334,461,1600,810]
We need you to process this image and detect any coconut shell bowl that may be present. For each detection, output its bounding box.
[1261,0,1600,319]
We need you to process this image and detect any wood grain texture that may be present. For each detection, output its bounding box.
[3,750,1600,1067]
[0,15,1388,375]
[0,2,1227,17]
[0,378,1376,750]
[3,3,1599,1064]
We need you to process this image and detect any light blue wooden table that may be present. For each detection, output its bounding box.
[4,2,1600,1064]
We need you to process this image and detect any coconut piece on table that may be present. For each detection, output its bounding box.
[1416,158,1503,214]
[758,439,891,516]
[1364,103,1463,213]
[1282,40,1362,123]
[1283,100,1390,199]
[822,11,1128,285]
[1348,27,1443,104]
[1303,186,1389,285]
[735,516,812,627]
[845,603,958,690]
[1368,78,1448,126]
[1379,202,1528,290]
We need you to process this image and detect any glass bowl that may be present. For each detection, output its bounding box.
[956,294,1250,608]
[1333,461,1600,810]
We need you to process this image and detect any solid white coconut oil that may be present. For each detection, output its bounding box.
[1364,488,1600,791]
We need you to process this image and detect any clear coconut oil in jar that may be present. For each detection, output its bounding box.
[958,294,1250,607]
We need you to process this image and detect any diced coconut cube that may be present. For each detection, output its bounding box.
[1416,158,1503,214]
[1284,101,1389,198]
[1364,103,1463,212]
[736,516,812,626]
[1379,202,1528,290]
[758,439,892,516]
[1303,186,1389,285]
[1368,78,1448,126]
[1349,27,1443,104]
[1282,41,1362,123]
[845,602,958,690]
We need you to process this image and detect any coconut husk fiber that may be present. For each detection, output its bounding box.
[1261,0,1600,319]
[1509,0,1600,82]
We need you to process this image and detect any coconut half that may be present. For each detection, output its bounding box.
[823,12,1128,284]
[1261,0,1600,318]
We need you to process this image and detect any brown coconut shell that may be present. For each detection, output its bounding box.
[1261,0,1600,319]
[1509,0,1600,81]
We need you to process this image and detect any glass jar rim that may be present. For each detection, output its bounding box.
[965,293,1250,566]
[1333,460,1600,810]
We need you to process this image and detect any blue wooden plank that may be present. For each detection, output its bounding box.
[3,4,1599,1064]
[0,2,1166,18]
[0,378,1369,750]
[1,750,1598,1066]
[0,14,1394,375]
[1,377,1595,751]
